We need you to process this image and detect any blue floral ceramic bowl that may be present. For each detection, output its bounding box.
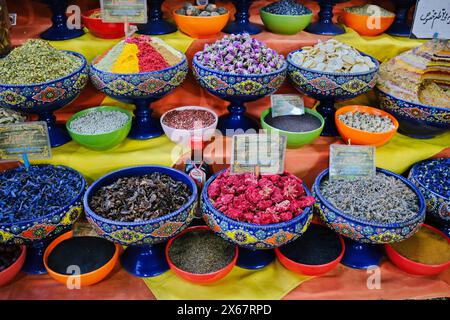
[192,54,287,134]
[377,88,450,139]
[287,49,379,136]
[0,51,88,147]
[84,165,197,277]
[90,53,188,140]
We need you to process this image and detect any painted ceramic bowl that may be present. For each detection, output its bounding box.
[377,88,450,139]
[260,9,313,35]
[313,168,426,244]
[173,6,230,38]
[0,245,26,287]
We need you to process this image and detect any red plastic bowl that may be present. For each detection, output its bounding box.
[275,221,345,276]
[385,224,450,276]
[82,9,125,39]
[166,225,238,284]
[0,245,26,287]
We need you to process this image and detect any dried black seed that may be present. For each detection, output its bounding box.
[265,113,322,132]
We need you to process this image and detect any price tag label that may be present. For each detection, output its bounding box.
[100,0,147,24]
[329,144,375,180]
[271,94,305,118]
[230,134,287,175]
[411,0,450,39]
[0,122,51,161]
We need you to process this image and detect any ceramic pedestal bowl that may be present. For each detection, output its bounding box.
[201,169,314,270]
[408,158,450,237]
[223,0,262,35]
[0,51,88,147]
[0,165,86,274]
[305,0,348,35]
[287,49,379,136]
[40,0,85,40]
[386,0,416,37]
[377,89,450,139]
[90,54,188,140]
[193,55,287,135]
[313,167,426,269]
[84,166,198,277]
[137,0,177,35]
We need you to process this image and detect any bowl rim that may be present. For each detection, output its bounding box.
[66,106,133,137]
[165,225,238,278]
[287,48,380,77]
[385,224,450,268]
[81,8,102,20]
[83,165,198,227]
[160,106,219,134]
[202,168,314,230]
[259,7,313,18]
[172,6,230,19]
[260,107,325,135]
[0,51,87,88]
[342,6,395,18]
[335,105,399,136]
[0,164,86,228]
[313,167,427,228]
[409,158,450,201]
[0,245,26,276]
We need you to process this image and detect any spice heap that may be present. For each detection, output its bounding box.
[90,173,191,222]
[176,3,228,16]
[262,0,311,16]
[413,158,449,199]
[265,113,322,132]
[0,244,21,272]
[338,111,396,133]
[94,35,183,73]
[320,173,420,224]
[162,108,216,130]
[0,39,83,84]
[208,169,315,225]
[69,109,129,135]
[168,229,236,274]
[344,4,394,17]
[291,39,376,73]
[279,224,342,265]
[0,165,84,224]
[0,108,25,124]
[391,227,450,265]
[47,236,116,275]
[195,33,285,75]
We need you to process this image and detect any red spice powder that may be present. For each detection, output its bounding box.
[126,36,170,72]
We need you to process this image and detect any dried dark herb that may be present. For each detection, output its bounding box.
[90,172,191,222]
[0,165,84,224]
[168,229,235,274]
[264,113,322,132]
[0,244,21,272]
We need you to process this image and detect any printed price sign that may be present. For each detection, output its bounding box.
[329,144,375,180]
[0,122,51,161]
[100,0,147,23]
[231,134,287,175]
[271,94,305,117]
[411,0,450,39]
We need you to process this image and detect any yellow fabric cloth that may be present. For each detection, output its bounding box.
[143,261,312,300]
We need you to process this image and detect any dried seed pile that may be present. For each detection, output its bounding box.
[162,109,215,130]
[0,165,84,224]
[0,108,25,124]
[320,173,420,224]
[176,3,228,16]
[0,39,83,84]
[265,113,322,132]
[414,158,450,198]
[344,4,394,17]
[262,0,311,16]
[69,110,129,135]
[338,111,395,133]
[291,39,376,73]
[90,173,191,222]
[168,229,235,274]
[0,244,21,272]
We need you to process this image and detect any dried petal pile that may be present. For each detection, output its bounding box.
[90,173,191,222]
[208,169,315,225]
[0,165,84,224]
[338,111,395,133]
[162,109,216,130]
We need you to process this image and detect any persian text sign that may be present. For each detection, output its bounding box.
[0,122,51,161]
[271,94,305,117]
[100,0,147,23]
[329,145,375,180]
[411,0,450,39]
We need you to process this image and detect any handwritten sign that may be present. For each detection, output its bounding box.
[100,0,147,23]
[231,134,287,175]
[411,0,450,39]
[0,122,51,161]
[329,145,375,180]
[271,94,305,118]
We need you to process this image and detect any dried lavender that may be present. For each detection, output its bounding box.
[90,173,191,222]
[320,173,420,224]
[0,244,21,272]
[265,113,322,132]
[0,165,84,224]
[162,109,215,130]
[0,108,25,124]
[262,0,311,16]
[338,111,395,133]
[69,110,129,135]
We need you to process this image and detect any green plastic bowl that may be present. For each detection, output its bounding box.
[66,106,132,151]
[261,108,324,148]
[260,9,313,35]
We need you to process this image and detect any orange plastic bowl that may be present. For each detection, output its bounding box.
[173,6,230,38]
[385,224,450,276]
[166,226,238,283]
[335,105,398,147]
[44,231,120,287]
[0,245,26,287]
[82,9,125,39]
[275,221,345,276]
[342,10,395,36]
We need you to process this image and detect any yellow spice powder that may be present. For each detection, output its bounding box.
[112,43,140,74]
